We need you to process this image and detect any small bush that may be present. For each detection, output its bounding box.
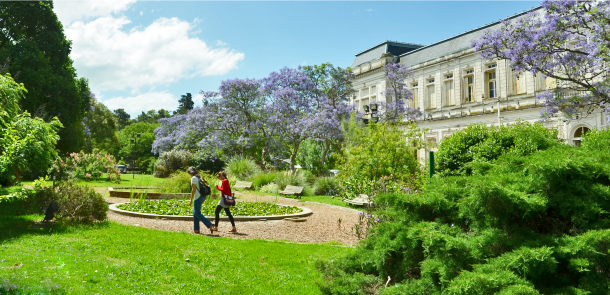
[302,186,314,197]
[153,150,193,178]
[435,121,559,176]
[274,171,306,190]
[299,169,317,185]
[251,172,277,190]
[146,158,156,175]
[224,156,261,180]
[33,181,107,223]
[260,183,279,194]
[159,171,192,193]
[192,155,225,174]
[314,177,342,196]
[582,128,610,150]
[138,156,156,175]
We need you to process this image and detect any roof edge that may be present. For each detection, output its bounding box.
[355,40,425,57]
[398,6,543,59]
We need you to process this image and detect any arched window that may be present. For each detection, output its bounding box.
[573,126,590,147]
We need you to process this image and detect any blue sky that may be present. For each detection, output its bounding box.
[54,1,541,118]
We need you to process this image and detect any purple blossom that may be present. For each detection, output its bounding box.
[152,64,356,169]
[363,62,422,123]
[472,0,610,120]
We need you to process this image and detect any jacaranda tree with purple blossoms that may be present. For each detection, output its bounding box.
[376,62,422,123]
[262,67,319,171]
[153,64,356,172]
[472,0,610,121]
[199,78,271,166]
[302,63,355,173]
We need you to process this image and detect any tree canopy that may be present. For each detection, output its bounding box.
[0,74,62,185]
[0,1,92,154]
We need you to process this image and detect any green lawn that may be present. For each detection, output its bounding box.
[0,200,352,294]
[0,186,22,196]
[20,174,166,188]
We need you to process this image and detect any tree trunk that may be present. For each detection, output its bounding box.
[319,140,331,176]
[290,140,302,174]
[261,147,267,168]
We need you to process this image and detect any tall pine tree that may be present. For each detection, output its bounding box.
[177,93,194,114]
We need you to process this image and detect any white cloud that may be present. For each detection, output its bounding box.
[101,91,178,117]
[140,11,143,16]
[216,40,228,46]
[65,16,245,92]
[367,8,373,12]
[53,0,136,25]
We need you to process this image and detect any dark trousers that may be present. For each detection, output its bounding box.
[215,205,235,227]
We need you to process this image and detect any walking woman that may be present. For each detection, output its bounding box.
[187,167,213,234]
[214,171,237,233]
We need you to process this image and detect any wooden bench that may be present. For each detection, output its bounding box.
[279,185,304,197]
[233,181,253,190]
[344,194,372,206]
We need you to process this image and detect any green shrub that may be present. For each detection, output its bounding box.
[274,171,306,190]
[159,170,218,194]
[319,144,610,294]
[224,155,261,180]
[251,172,276,190]
[192,155,225,174]
[33,181,107,223]
[146,158,157,175]
[299,169,317,186]
[260,183,279,194]
[435,121,559,176]
[295,139,338,176]
[138,156,156,175]
[313,177,341,196]
[582,128,610,150]
[153,150,193,178]
[159,171,192,193]
[302,186,314,197]
[338,120,422,182]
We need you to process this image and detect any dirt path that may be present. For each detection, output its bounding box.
[100,189,361,245]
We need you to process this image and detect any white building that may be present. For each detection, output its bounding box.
[350,8,605,160]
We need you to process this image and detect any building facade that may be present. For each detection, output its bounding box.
[350,8,606,160]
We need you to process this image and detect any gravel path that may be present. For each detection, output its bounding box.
[101,189,361,246]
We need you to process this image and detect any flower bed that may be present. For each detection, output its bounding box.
[116,199,302,216]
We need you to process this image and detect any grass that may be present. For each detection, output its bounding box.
[0,200,353,294]
[0,186,23,196]
[19,174,166,188]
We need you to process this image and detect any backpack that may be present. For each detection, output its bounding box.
[196,177,211,197]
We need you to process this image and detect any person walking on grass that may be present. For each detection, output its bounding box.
[187,167,214,234]
[213,171,237,233]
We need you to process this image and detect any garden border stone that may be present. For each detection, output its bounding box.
[108,202,313,221]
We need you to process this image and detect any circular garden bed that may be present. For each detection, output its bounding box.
[109,199,313,221]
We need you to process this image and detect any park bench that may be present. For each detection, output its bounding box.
[279,185,304,197]
[344,194,372,206]
[233,181,253,190]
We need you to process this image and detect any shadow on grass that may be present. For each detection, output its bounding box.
[0,198,110,244]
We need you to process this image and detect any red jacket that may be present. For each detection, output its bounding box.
[216,179,231,196]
